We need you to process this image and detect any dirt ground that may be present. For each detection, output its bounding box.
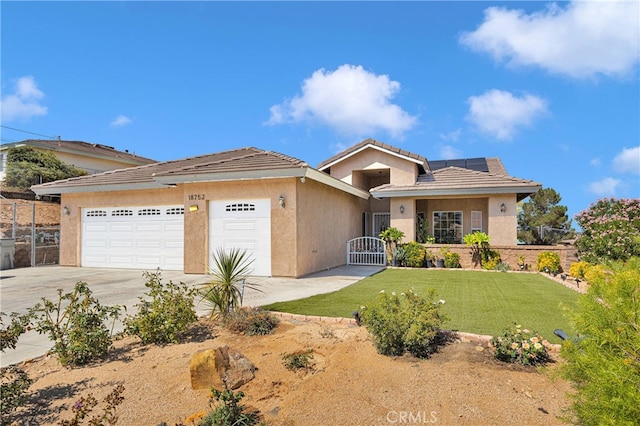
[10,318,572,426]
[0,199,60,233]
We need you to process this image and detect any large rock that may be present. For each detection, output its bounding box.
[190,346,255,390]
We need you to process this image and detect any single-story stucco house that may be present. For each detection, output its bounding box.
[31,139,541,277]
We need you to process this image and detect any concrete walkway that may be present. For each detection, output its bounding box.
[0,264,383,367]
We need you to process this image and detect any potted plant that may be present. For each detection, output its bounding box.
[436,247,449,268]
[517,255,527,271]
[379,227,405,266]
[425,250,436,268]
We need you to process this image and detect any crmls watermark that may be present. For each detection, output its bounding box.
[386,410,438,424]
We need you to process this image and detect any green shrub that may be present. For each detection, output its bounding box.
[359,289,447,358]
[198,388,260,426]
[464,232,490,267]
[30,282,121,367]
[281,349,314,371]
[124,270,197,345]
[569,261,591,280]
[536,251,562,273]
[0,312,32,352]
[402,242,426,268]
[58,384,125,426]
[444,251,461,268]
[201,248,257,318]
[1,366,32,425]
[490,323,551,366]
[559,258,640,425]
[223,307,279,336]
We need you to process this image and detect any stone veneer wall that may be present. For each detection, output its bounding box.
[423,244,570,272]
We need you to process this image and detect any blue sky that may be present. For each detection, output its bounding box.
[2,1,639,224]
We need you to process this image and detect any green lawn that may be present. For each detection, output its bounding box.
[263,269,580,343]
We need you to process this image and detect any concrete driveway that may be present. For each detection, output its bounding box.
[0,264,383,367]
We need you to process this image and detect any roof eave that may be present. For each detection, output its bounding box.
[31,181,169,196]
[152,167,308,184]
[305,168,370,200]
[370,184,541,199]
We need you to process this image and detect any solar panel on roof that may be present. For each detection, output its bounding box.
[466,158,489,172]
[447,159,466,168]
[429,160,447,171]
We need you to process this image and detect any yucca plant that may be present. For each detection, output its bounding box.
[201,247,259,318]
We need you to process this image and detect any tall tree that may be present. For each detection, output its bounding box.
[5,146,87,190]
[517,187,574,245]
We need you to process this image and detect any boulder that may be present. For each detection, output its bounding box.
[190,346,255,390]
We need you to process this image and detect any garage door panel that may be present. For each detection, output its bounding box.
[210,199,271,277]
[82,206,184,270]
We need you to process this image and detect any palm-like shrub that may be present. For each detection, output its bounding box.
[201,248,257,318]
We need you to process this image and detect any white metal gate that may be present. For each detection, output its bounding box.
[346,237,386,266]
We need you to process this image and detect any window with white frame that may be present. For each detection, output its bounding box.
[433,211,463,244]
[471,211,483,233]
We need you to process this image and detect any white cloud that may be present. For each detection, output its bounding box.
[439,145,463,160]
[1,76,48,122]
[460,1,640,79]
[590,157,601,167]
[612,146,640,174]
[110,114,132,127]
[439,128,462,142]
[266,64,417,139]
[466,89,548,140]
[588,177,621,196]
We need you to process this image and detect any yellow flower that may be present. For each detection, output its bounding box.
[530,336,539,344]
[534,342,542,350]
[185,410,206,424]
[522,342,530,350]
[511,342,519,350]
[623,358,632,365]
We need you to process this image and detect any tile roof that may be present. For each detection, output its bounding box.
[3,139,156,164]
[317,138,428,171]
[32,147,308,193]
[371,166,540,200]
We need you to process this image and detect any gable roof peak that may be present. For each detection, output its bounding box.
[317,138,428,172]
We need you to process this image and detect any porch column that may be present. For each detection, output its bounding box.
[487,195,517,245]
[390,198,415,242]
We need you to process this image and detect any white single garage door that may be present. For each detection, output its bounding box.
[82,206,184,270]
[210,199,271,276]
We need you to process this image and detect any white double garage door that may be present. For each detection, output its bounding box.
[81,199,271,275]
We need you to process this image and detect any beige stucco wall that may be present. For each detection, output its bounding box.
[487,195,517,245]
[59,187,184,267]
[59,176,365,278]
[328,148,418,186]
[295,178,365,277]
[395,196,518,245]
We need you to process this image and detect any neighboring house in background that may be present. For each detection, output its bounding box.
[0,139,156,181]
[31,139,541,277]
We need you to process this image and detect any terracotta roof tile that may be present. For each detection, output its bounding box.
[31,147,307,192]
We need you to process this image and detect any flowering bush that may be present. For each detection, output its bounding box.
[569,261,591,280]
[536,251,561,273]
[491,323,551,366]
[359,289,447,358]
[401,241,426,267]
[575,198,640,263]
[223,307,279,336]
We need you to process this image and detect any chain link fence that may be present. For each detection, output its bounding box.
[1,199,60,268]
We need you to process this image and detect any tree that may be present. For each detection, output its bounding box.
[574,198,640,263]
[5,146,87,190]
[517,187,574,245]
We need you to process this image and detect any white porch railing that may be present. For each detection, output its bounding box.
[347,237,386,266]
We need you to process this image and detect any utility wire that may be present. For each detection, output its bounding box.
[1,125,55,139]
